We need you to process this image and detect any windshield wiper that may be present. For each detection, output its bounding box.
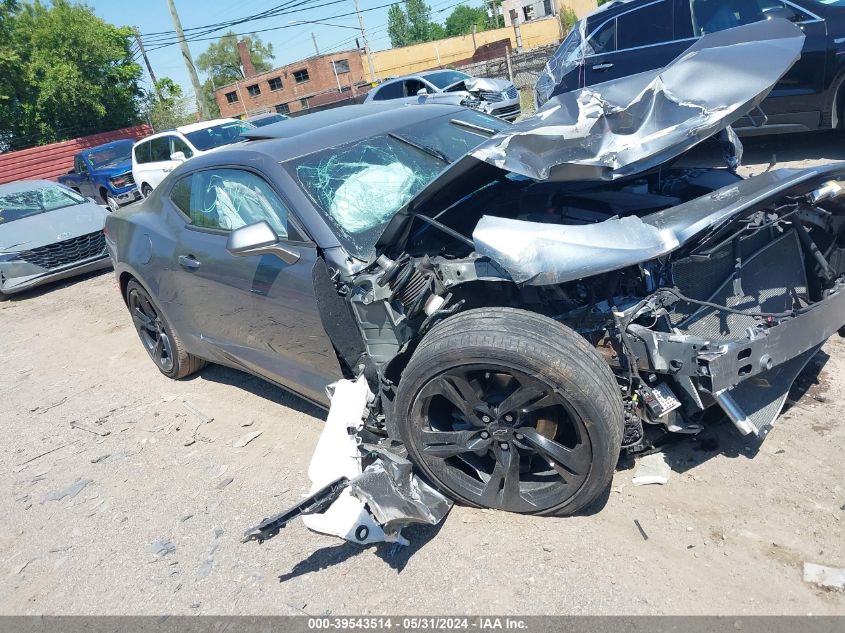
[388,133,450,164]
[449,119,497,136]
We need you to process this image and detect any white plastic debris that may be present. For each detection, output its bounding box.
[301,376,399,545]
[803,562,845,589]
[632,453,671,486]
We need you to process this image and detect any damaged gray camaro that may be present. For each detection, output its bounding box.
[107,19,845,543]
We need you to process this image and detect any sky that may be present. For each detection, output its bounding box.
[86,0,474,103]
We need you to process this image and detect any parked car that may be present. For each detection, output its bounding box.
[131,118,254,197]
[57,139,140,212]
[365,70,522,121]
[246,112,290,127]
[535,0,845,135]
[107,21,845,517]
[0,180,111,298]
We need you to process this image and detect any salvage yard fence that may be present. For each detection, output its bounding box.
[457,43,560,91]
[0,124,152,186]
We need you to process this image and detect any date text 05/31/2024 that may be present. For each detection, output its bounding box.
[307,618,529,630]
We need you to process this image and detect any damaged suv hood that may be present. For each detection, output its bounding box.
[478,19,803,182]
[378,19,805,255]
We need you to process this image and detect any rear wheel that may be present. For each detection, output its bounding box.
[394,307,623,515]
[141,183,153,198]
[126,280,206,379]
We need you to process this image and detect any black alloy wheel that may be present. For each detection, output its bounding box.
[128,285,175,373]
[410,365,592,513]
[395,307,623,515]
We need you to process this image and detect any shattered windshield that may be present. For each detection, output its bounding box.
[288,110,509,258]
[0,186,86,224]
[85,140,133,169]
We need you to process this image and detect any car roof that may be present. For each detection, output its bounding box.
[230,102,469,161]
[247,112,287,121]
[81,139,134,154]
[176,118,241,133]
[0,179,63,194]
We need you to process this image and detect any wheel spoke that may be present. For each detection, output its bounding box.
[132,307,155,332]
[420,373,487,426]
[420,429,491,458]
[518,427,590,478]
[479,445,524,509]
[139,294,157,320]
[497,383,551,418]
[153,335,164,360]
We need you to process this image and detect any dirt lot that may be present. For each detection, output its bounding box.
[1,133,844,615]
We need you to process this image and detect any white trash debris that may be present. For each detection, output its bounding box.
[803,562,845,589]
[632,453,671,486]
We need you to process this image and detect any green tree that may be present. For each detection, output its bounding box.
[387,0,444,47]
[444,5,488,37]
[196,32,274,118]
[387,4,411,47]
[144,78,192,132]
[0,0,142,150]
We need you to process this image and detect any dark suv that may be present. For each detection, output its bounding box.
[535,0,845,134]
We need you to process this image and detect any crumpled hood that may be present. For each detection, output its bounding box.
[0,201,107,253]
[377,20,805,253]
[456,77,513,93]
[472,19,804,182]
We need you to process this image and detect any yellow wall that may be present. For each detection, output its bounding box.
[369,17,563,81]
[558,0,598,19]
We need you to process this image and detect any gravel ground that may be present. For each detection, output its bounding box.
[1,133,844,615]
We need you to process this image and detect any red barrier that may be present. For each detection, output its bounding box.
[0,124,153,185]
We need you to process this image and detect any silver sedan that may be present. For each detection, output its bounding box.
[0,180,112,299]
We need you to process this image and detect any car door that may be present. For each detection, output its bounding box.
[686,0,828,129]
[583,0,693,87]
[162,166,343,405]
[74,156,96,199]
[147,135,181,190]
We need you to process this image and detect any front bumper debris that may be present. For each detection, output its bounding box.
[627,280,845,436]
[242,376,452,547]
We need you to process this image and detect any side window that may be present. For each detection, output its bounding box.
[75,156,89,173]
[149,136,172,162]
[171,136,194,159]
[616,1,673,49]
[134,141,151,165]
[587,19,616,55]
[372,81,404,101]
[404,79,426,96]
[689,0,802,35]
[169,169,301,241]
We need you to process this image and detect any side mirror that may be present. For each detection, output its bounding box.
[170,151,187,162]
[416,88,429,96]
[226,221,299,265]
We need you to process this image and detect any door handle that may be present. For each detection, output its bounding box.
[592,63,614,71]
[178,254,201,271]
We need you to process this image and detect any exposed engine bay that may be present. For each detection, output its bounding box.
[342,165,845,449]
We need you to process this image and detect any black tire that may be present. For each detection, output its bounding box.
[141,183,153,198]
[394,307,623,515]
[125,279,206,379]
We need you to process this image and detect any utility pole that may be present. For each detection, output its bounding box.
[352,0,377,83]
[134,28,161,99]
[165,0,210,120]
[311,32,320,56]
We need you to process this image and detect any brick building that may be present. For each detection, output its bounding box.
[214,44,371,118]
